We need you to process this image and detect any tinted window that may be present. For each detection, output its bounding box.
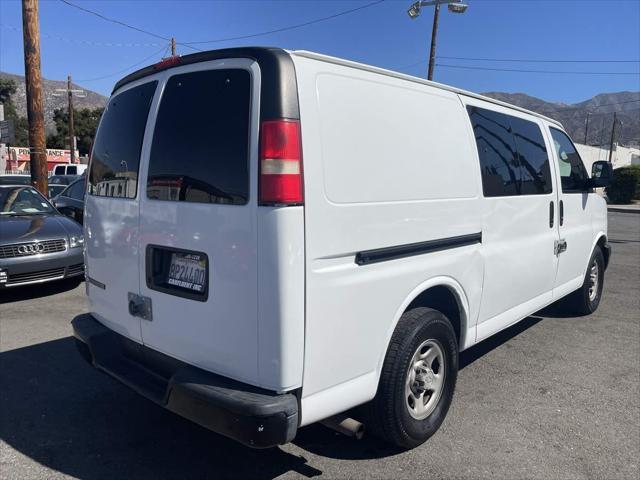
[89,81,157,198]
[550,128,589,193]
[147,69,250,205]
[0,176,30,185]
[67,166,77,175]
[467,106,520,196]
[510,116,552,194]
[66,180,85,200]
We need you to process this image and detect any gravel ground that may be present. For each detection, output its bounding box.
[1,212,638,480]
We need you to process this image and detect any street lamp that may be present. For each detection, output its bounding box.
[407,0,468,80]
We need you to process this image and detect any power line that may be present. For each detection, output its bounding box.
[58,0,200,52]
[434,63,640,75]
[183,0,385,45]
[0,24,162,47]
[76,45,168,83]
[437,55,640,64]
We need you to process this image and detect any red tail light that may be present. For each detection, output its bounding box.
[259,119,303,205]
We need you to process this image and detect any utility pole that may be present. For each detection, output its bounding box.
[67,75,75,164]
[608,112,618,163]
[54,76,85,164]
[583,113,590,145]
[171,37,176,56]
[427,2,441,81]
[21,0,47,195]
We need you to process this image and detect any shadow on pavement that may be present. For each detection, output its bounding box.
[459,315,543,370]
[0,337,322,480]
[0,278,83,304]
[0,314,550,474]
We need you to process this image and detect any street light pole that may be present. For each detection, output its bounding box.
[407,0,468,81]
[427,2,441,80]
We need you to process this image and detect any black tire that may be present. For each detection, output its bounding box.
[366,307,458,449]
[566,246,605,315]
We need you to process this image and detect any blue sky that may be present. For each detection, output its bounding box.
[1,0,639,102]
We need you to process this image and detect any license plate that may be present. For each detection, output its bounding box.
[167,252,207,293]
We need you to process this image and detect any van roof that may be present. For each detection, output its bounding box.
[113,47,563,129]
[291,50,563,128]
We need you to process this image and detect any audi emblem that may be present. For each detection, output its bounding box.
[17,243,45,254]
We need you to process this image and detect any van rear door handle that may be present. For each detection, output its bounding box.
[560,200,564,226]
[549,201,554,228]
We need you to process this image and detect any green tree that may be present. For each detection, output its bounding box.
[0,78,29,145]
[47,106,104,155]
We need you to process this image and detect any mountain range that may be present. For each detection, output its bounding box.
[0,71,107,134]
[1,70,638,147]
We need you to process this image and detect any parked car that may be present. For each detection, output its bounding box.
[53,178,85,224]
[0,184,84,288]
[0,174,30,186]
[72,48,612,450]
[48,174,80,199]
[53,163,87,176]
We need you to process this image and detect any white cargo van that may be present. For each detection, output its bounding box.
[53,163,87,176]
[73,48,612,449]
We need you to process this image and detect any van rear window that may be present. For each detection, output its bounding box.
[146,69,251,205]
[89,81,157,198]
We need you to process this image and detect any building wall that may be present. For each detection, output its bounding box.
[576,143,640,172]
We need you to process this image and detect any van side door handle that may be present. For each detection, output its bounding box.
[549,201,554,228]
[559,200,564,226]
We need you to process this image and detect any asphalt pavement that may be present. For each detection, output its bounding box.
[0,212,638,480]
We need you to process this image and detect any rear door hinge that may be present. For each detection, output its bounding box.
[554,239,567,256]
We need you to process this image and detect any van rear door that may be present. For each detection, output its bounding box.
[85,80,158,342]
[137,60,261,386]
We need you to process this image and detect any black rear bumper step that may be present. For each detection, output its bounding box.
[71,314,298,448]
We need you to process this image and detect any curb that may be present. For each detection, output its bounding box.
[608,207,640,214]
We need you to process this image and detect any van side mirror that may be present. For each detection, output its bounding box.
[590,161,613,188]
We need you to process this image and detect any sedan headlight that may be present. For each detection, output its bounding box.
[69,235,84,248]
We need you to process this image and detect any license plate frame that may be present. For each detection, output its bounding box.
[167,252,207,293]
[146,245,209,301]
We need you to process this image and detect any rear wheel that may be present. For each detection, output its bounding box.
[366,307,458,449]
[566,246,605,315]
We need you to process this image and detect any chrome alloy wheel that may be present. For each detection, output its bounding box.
[405,339,446,420]
[588,259,600,302]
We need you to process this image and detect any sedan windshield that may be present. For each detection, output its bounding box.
[0,186,55,215]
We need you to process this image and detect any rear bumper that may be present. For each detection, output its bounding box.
[71,314,298,448]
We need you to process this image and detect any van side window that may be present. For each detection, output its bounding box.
[468,106,553,196]
[88,81,157,198]
[550,128,589,193]
[509,116,552,194]
[467,106,520,197]
[147,69,251,205]
[67,166,77,175]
